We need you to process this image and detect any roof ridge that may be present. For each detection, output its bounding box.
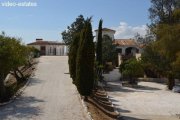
[27,40,65,45]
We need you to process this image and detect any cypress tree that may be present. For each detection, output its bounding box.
[76,18,95,98]
[68,33,80,83]
[95,19,103,82]
[96,19,103,65]
[67,15,85,83]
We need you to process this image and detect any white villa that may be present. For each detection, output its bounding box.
[95,28,115,41]
[27,39,68,56]
[95,28,142,65]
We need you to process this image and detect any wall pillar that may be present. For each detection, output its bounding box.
[122,47,126,55]
[118,53,122,66]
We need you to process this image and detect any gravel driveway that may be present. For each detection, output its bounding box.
[0,56,88,120]
[106,81,180,120]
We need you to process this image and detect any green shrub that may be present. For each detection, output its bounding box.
[119,58,144,84]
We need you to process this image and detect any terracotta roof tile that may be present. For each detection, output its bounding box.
[114,39,137,46]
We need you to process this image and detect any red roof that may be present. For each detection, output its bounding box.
[114,39,138,46]
[27,40,65,46]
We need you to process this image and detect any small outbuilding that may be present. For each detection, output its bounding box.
[27,39,68,56]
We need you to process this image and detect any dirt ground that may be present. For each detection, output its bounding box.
[86,87,119,120]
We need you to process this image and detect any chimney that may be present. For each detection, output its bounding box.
[36,38,43,41]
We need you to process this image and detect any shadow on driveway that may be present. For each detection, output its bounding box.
[132,85,161,91]
[0,96,44,120]
[27,78,44,87]
[120,116,150,120]
[105,81,161,93]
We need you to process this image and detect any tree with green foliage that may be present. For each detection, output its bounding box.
[119,58,144,84]
[142,29,179,89]
[102,35,117,64]
[96,19,103,65]
[12,44,29,82]
[28,46,40,58]
[0,34,8,101]
[141,43,163,78]
[76,18,95,99]
[95,19,103,82]
[68,33,80,83]
[134,30,155,46]
[62,15,85,83]
[155,23,180,89]
[172,52,180,79]
[149,0,180,25]
[61,15,85,46]
[144,1,180,90]
[0,32,31,102]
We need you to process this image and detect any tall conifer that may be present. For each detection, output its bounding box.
[68,33,80,83]
[76,18,95,97]
[96,19,103,65]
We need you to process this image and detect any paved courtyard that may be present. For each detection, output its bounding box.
[0,56,88,120]
[106,80,180,120]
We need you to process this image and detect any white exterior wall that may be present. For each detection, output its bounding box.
[46,45,50,55]
[118,53,122,66]
[122,47,126,55]
[136,53,141,60]
[95,31,115,41]
[116,46,141,55]
[56,45,65,56]
[56,46,61,56]
[102,31,115,40]
[64,46,68,55]
[46,45,66,56]
[46,45,54,55]
[29,45,67,56]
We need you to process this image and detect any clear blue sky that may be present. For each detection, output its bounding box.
[0,0,151,43]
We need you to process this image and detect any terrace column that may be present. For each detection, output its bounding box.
[122,47,126,55]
